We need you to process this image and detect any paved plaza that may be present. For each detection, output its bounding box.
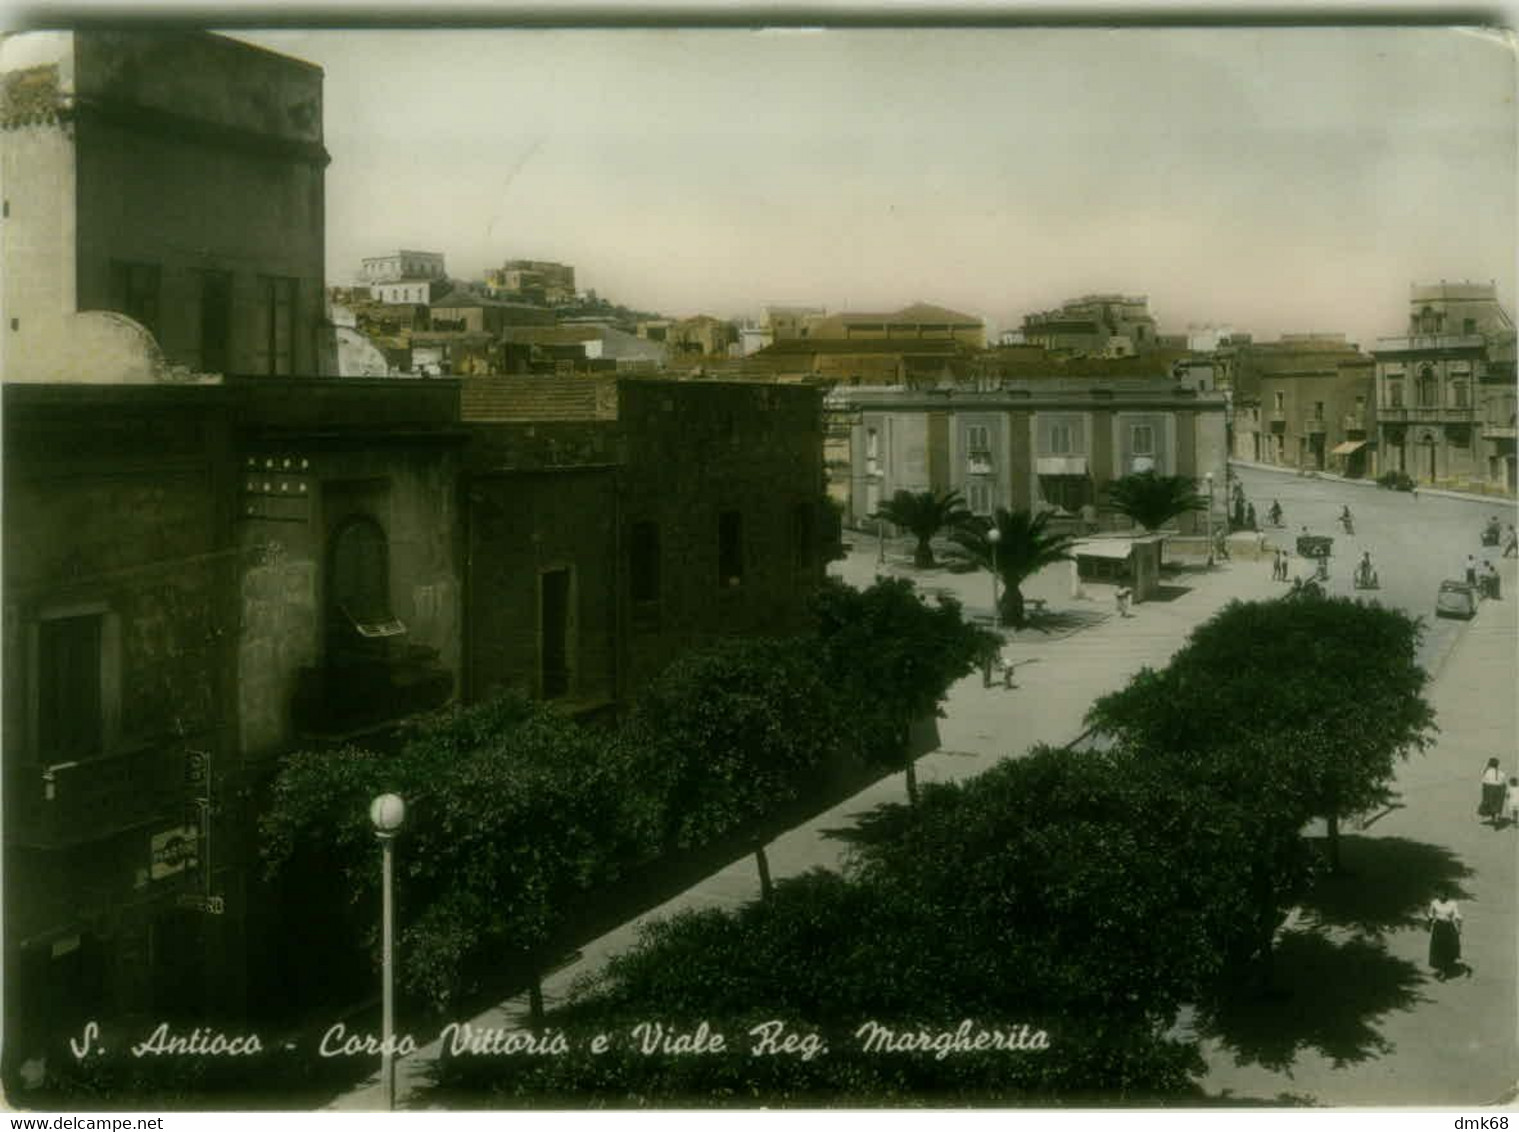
[332,468,1518,1110]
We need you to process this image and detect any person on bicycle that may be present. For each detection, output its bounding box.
[1340,505,1354,533]
[1269,500,1282,526]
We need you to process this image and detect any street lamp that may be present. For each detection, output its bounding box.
[1204,472,1216,567]
[877,517,886,568]
[370,792,406,1111]
[988,525,1002,627]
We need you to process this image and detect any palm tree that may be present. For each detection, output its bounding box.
[953,507,1077,627]
[872,489,972,569]
[1104,471,1206,532]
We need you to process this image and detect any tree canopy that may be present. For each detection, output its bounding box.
[952,507,1077,626]
[871,488,971,568]
[1085,592,1437,870]
[1104,471,1207,532]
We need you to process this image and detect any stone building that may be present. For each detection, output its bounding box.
[1228,340,1377,477]
[1372,281,1517,493]
[484,259,577,307]
[799,302,985,349]
[3,376,463,1075]
[360,249,446,286]
[1,31,328,380]
[1021,294,1160,357]
[832,378,1227,529]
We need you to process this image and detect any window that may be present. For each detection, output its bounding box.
[1464,318,1477,335]
[718,511,744,587]
[1389,379,1405,408]
[967,424,990,454]
[199,271,232,374]
[328,515,402,652]
[1131,425,1154,456]
[1313,402,1324,421]
[1049,424,1072,455]
[865,429,879,459]
[258,276,296,375]
[1418,366,1438,408]
[38,614,102,760]
[791,503,814,571]
[967,481,993,515]
[540,569,572,700]
[630,521,660,604]
[1273,391,1284,412]
[1452,381,1469,409]
[110,260,161,340]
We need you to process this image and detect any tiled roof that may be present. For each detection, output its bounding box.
[460,375,620,422]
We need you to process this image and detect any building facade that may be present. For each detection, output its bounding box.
[834,379,1227,531]
[360,249,445,286]
[1372,282,1517,493]
[2,32,329,381]
[1022,294,1160,358]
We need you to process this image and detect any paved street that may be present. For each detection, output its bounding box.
[330,473,1517,1110]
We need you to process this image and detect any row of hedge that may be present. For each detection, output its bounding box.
[258,576,995,1015]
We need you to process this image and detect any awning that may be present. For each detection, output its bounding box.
[1036,456,1089,476]
[1071,540,1133,560]
[1330,440,1368,456]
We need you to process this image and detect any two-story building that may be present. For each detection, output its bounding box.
[1373,282,1517,493]
[835,378,1227,531]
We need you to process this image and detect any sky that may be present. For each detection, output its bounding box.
[236,26,1517,346]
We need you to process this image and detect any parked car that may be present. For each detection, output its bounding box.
[1296,533,1333,559]
[1436,580,1479,620]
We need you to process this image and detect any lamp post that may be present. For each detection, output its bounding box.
[1205,472,1215,567]
[370,793,406,1111]
[877,518,886,568]
[988,525,1002,627]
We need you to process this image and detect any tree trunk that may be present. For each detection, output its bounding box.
[1004,586,1026,627]
[1326,811,1342,873]
[913,536,935,569]
[528,972,545,1029]
[754,841,774,900]
[904,760,919,807]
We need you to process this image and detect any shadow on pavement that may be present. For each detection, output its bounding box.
[1144,584,1195,603]
[1196,929,1427,1073]
[1018,608,1111,637]
[1298,835,1474,937]
[818,799,915,852]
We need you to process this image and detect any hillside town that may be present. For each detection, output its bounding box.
[1,28,1515,1114]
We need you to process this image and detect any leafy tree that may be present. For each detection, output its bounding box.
[1104,471,1207,532]
[622,635,842,853]
[261,694,650,1014]
[872,488,972,568]
[951,507,1076,627]
[1085,593,1437,876]
[811,577,996,803]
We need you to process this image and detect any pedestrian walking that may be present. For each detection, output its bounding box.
[1482,560,1501,600]
[1505,775,1519,828]
[1427,889,1464,981]
[1479,757,1506,825]
[1115,587,1132,618]
[1246,502,1257,531]
[1465,554,1478,587]
[1505,525,1518,558]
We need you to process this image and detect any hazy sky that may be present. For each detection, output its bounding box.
[237,27,1516,345]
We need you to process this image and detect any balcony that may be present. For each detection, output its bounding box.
[7,741,196,850]
[966,450,995,475]
[1304,417,1327,434]
[1378,405,1477,424]
[1483,423,1518,440]
[1343,412,1367,433]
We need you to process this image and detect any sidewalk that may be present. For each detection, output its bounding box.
[329,548,1285,1111]
[1196,556,1519,1106]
